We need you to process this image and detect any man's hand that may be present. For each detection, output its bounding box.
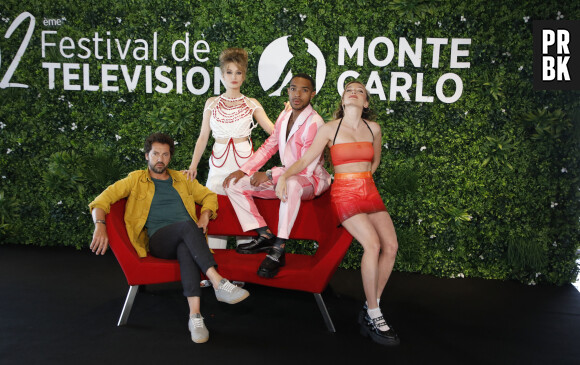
[197,210,211,234]
[250,171,269,187]
[275,176,288,202]
[223,170,246,189]
[90,223,109,255]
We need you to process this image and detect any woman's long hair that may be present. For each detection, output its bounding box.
[333,80,376,121]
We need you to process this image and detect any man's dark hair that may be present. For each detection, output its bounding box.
[144,132,175,156]
[290,73,316,90]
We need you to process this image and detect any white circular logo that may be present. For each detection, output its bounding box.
[258,36,326,96]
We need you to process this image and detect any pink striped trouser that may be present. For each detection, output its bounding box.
[224,175,315,239]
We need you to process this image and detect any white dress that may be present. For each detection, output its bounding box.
[205,94,261,248]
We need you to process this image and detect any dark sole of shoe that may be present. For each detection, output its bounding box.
[235,247,273,254]
[358,309,365,325]
[257,267,281,278]
[359,323,401,346]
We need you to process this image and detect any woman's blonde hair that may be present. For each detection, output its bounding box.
[219,48,248,75]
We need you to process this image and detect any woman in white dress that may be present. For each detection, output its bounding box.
[184,48,275,249]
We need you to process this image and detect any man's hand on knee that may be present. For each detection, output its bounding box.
[250,172,269,187]
[197,210,211,233]
[223,170,246,189]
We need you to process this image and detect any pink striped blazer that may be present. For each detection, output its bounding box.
[240,104,331,196]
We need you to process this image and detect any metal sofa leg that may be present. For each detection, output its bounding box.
[314,293,336,333]
[118,285,139,326]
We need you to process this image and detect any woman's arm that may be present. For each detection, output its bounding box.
[275,124,333,202]
[370,122,382,174]
[184,98,214,181]
[251,98,275,135]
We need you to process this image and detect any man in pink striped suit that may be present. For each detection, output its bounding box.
[223,73,331,278]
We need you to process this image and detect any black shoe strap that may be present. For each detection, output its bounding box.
[268,247,285,260]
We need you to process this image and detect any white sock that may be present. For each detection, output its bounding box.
[367,307,390,331]
[367,307,381,318]
[365,299,381,307]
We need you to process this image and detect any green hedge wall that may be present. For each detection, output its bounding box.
[1,0,579,285]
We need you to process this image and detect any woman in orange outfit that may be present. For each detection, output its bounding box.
[275,80,400,346]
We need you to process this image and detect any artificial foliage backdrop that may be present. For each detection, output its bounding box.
[1,0,579,285]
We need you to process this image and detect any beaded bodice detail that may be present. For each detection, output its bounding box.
[208,95,260,140]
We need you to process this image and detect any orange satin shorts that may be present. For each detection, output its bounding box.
[330,171,387,223]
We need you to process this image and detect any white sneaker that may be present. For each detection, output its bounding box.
[188,313,209,343]
[214,278,250,304]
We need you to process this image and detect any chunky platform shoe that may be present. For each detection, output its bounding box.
[359,305,400,346]
[257,246,286,278]
[236,235,276,254]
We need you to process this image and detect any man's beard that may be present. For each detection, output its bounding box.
[149,161,167,174]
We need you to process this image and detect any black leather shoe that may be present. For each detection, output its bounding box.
[257,247,286,278]
[236,235,276,254]
[360,312,400,346]
[357,303,368,325]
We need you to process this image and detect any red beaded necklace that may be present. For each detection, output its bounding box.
[212,95,252,124]
[209,94,255,168]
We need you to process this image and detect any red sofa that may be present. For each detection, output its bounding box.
[105,192,353,332]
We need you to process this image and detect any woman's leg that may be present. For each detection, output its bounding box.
[342,211,400,345]
[207,140,254,249]
[341,214,382,309]
[367,211,398,300]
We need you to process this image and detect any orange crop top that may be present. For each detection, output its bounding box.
[330,142,374,166]
[330,117,375,166]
